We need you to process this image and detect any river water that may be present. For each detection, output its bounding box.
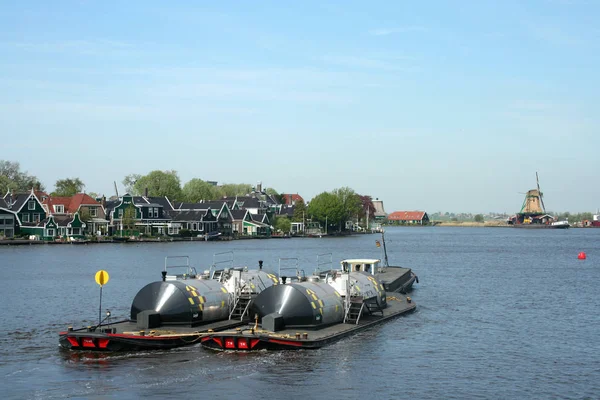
[0,227,599,399]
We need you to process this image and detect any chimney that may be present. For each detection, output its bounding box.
[101,196,106,208]
[145,187,148,197]
[257,182,262,193]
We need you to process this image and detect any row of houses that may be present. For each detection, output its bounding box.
[0,186,303,240]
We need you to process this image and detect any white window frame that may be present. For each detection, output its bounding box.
[22,214,30,223]
[33,214,40,222]
[54,205,64,213]
[28,200,36,210]
[118,209,123,218]
[47,228,55,237]
[72,227,81,235]
[154,208,159,218]
[89,207,97,217]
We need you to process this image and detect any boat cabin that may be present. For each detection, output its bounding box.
[340,259,380,275]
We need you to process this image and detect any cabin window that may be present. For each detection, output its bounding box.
[154,208,159,218]
[54,205,64,213]
[28,200,36,210]
[192,223,197,231]
[118,209,123,218]
[47,228,55,237]
[22,214,30,223]
[72,228,81,235]
[33,214,40,222]
[89,207,97,217]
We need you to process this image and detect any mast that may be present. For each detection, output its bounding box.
[381,230,389,268]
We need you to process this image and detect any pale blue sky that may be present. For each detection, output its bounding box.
[1,1,598,213]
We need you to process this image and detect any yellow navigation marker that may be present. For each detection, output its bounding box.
[95,270,110,286]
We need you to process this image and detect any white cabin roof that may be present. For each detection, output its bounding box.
[340,259,380,265]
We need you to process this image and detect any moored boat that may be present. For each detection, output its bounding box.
[200,259,416,351]
[59,255,279,351]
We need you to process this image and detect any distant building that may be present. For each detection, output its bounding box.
[388,211,429,225]
[372,199,387,220]
[281,193,304,206]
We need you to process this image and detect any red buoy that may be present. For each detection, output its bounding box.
[578,252,587,260]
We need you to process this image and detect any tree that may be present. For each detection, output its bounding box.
[125,170,182,199]
[182,179,223,202]
[292,199,307,223]
[359,195,376,224]
[274,216,291,234]
[122,174,141,194]
[52,178,85,197]
[307,192,344,231]
[219,183,253,197]
[474,214,484,223]
[122,205,137,235]
[0,160,44,193]
[332,187,362,231]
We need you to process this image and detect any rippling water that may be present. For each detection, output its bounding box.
[1,227,599,399]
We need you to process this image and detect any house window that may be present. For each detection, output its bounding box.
[72,227,81,235]
[192,223,197,231]
[118,209,123,218]
[154,208,159,218]
[54,205,64,213]
[33,214,40,222]
[22,214,30,223]
[89,207,97,217]
[47,228,55,237]
[28,200,36,210]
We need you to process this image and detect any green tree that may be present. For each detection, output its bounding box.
[122,174,142,194]
[474,214,484,223]
[332,187,362,231]
[307,192,344,231]
[122,205,137,235]
[52,178,85,197]
[292,199,307,223]
[274,216,291,233]
[220,183,253,197]
[127,170,182,199]
[0,160,44,193]
[182,179,224,202]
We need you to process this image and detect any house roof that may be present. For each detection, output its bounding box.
[372,200,386,217]
[281,194,304,205]
[278,205,294,217]
[387,211,427,221]
[230,209,249,220]
[0,198,8,208]
[4,189,47,212]
[170,210,211,222]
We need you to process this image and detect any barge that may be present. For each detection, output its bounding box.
[201,255,417,351]
[59,255,280,351]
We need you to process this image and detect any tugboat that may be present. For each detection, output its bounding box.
[59,255,279,351]
[200,256,416,351]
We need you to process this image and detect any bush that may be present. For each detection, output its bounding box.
[179,229,193,237]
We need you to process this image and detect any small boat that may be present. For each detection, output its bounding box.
[200,256,416,351]
[59,255,279,351]
[69,237,90,244]
[550,220,570,229]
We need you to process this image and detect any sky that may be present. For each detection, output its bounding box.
[1,1,599,214]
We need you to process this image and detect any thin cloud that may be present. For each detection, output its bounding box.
[2,39,133,55]
[369,26,427,36]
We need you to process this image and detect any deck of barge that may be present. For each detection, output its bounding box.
[375,265,416,292]
[200,293,416,351]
